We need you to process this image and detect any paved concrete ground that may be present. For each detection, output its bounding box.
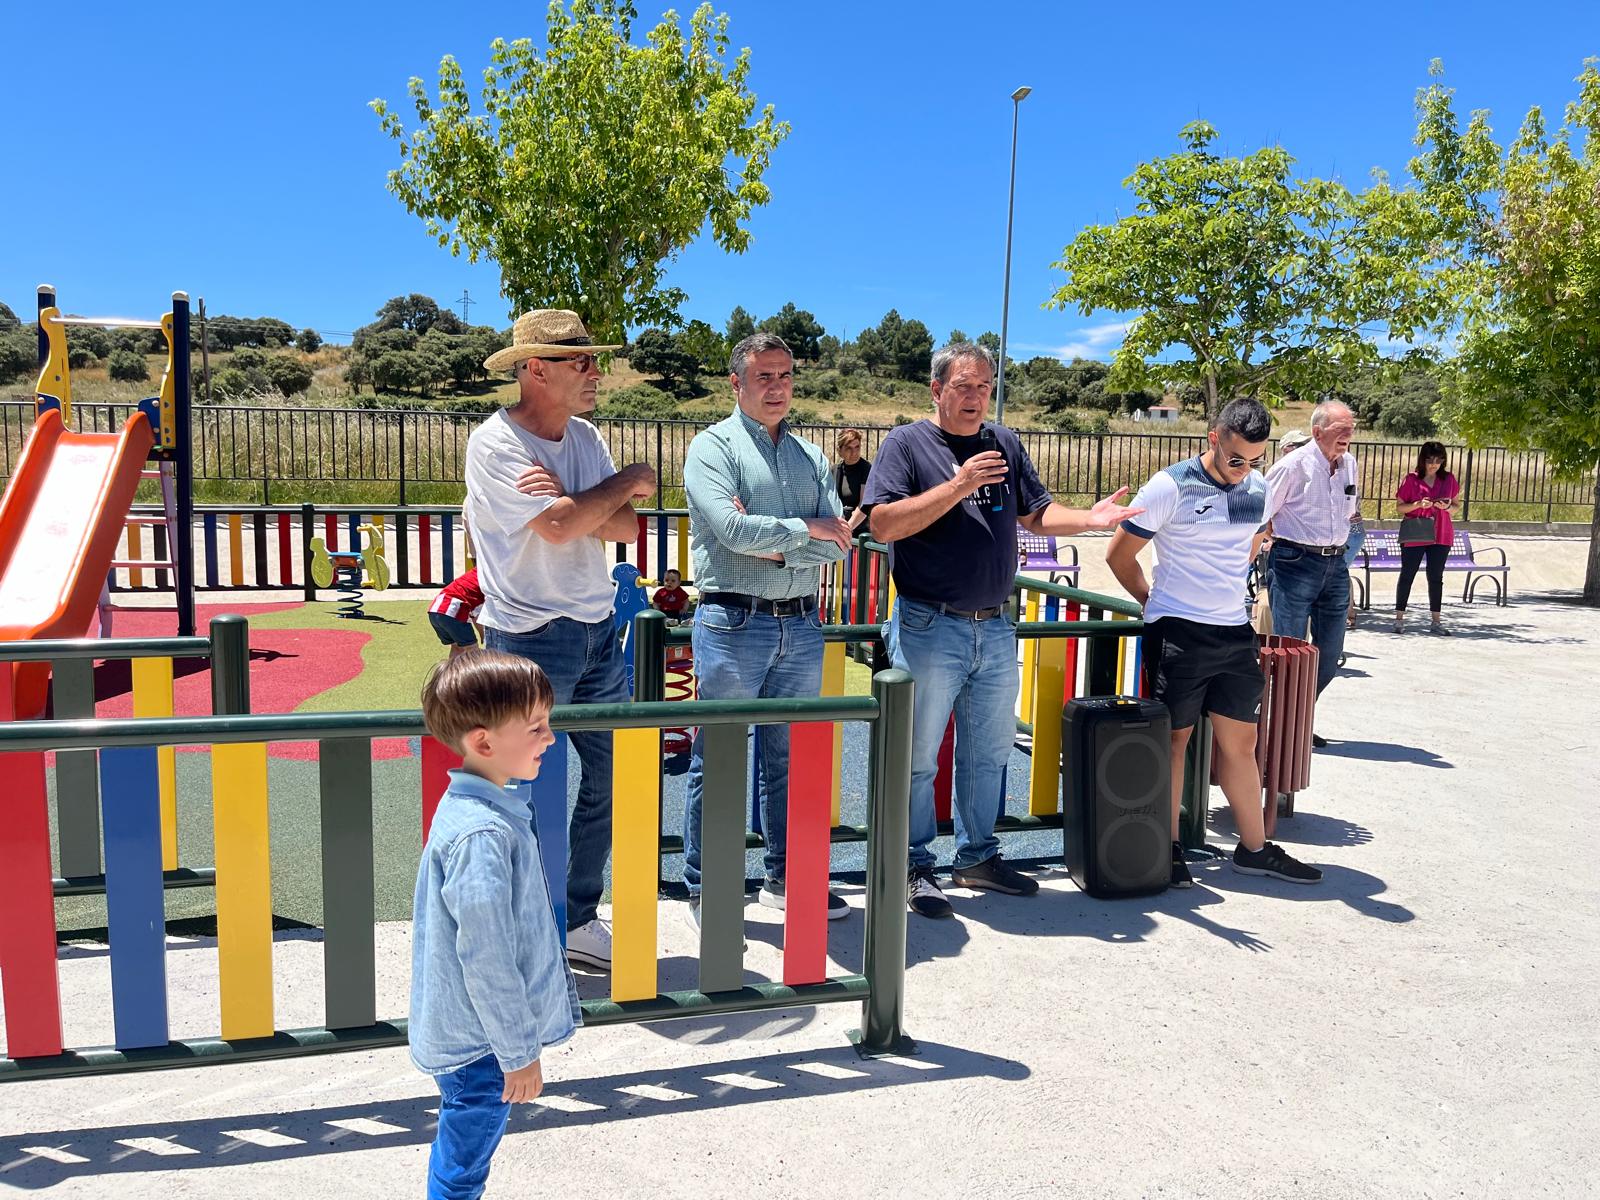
[4,550,1597,1199]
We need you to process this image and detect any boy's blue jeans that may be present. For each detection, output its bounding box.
[429,1054,510,1200]
[485,617,628,929]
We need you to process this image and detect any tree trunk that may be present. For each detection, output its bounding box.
[1585,467,1600,605]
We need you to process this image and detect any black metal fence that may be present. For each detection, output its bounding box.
[3,400,1593,522]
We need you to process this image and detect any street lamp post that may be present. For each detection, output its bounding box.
[994,84,1031,426]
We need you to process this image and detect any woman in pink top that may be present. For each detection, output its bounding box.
[1393,441,1461,635]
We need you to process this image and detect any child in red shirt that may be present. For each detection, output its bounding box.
[651,569,691,624]
[429,569,484,656]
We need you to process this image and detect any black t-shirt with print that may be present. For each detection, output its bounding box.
[862,419,1050,611]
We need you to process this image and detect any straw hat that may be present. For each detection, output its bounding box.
[482,309,622,372]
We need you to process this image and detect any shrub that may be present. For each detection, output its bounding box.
[597,383,682,419]
[295,328,324,353]
[264,355,315,397]
[107,348,150,383]
[1375,391,1437,438]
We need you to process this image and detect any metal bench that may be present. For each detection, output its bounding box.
[1018,529,1079,584]
[1350,528,1509,608]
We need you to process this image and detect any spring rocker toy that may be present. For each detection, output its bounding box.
[309,523,391,619]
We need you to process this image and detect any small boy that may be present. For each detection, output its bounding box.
[429,568,484,657]
[651,568,691,624]
[412,649,581,1199]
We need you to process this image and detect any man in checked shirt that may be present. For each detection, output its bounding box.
[681,332,853,927]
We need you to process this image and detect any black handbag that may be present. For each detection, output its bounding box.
[1398,514,1436,543]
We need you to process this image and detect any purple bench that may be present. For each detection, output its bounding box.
[1018,529,1079,584]
[1351,528,1509,608]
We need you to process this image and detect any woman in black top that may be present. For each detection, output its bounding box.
[835,428,871,532]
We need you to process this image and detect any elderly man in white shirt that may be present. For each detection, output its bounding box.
[1264,401,1359,730]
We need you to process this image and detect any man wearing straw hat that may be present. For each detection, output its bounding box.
[466,309,658,973]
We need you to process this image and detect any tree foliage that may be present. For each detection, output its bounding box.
[1049,121,1455,418]
[629,327,701,394]
[1412,59,1600,600]
[758,301,824,359]
[726,305,756,344]
[295,328,324,353]
[373,0,789,342]
[856,309,934,381]
[107,348,150,383]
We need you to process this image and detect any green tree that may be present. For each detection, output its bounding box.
[0,326,33,383]
[264,355,316,397]
[0,301,19,330]
[373,0,789,342]
[758,301,825,359]
[629,326,700,394]
[296,328,324,353]
[1049,121,1453,419]
[1412,60,1600,601]
[676,319,728,374]
[107,348,150,383]
[726,305,757,344]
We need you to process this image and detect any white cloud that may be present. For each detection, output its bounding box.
[1012,320,1128,361]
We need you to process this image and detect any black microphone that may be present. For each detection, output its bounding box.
[977,426,1003,512]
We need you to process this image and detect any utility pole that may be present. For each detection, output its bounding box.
[457,289,472,325]
[198,298,212,404]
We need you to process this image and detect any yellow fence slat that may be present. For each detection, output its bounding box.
[1028,636,1067,816]
[131,657,178,870]
[1114,611,1129,692]
[1018,592,1041,717]
[610,727,661,1002]
[227,513,244,587]
[127,525,142,587]
[821,640,846,825]
[212,742,274,1038]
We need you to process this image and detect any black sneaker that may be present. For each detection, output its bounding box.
[907,867,954,918]
[1311,733,1329,748]
[1170,843,1194,889]
[757,877,850,921]
[951,854,1039,896]
[1232,841,1323,884]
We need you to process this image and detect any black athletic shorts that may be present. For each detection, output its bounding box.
[1140,616,1263,730]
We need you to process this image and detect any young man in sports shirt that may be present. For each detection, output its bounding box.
[1106,398,1322,888]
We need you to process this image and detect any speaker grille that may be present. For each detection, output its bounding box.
[1099,813,1170,890]
[1095,731,1166,810]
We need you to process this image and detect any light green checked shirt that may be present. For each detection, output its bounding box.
[683,407,846,599]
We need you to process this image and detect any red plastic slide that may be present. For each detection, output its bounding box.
[0,408,154,718]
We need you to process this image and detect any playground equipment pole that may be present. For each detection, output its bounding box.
[209,615,251,716]
[172,294,196,638]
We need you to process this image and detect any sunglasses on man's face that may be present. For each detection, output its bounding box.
[1223,452,1267,470]
[539,353,596,372]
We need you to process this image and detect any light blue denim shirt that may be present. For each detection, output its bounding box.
[409,769,581,1076]
[683,407,846,599]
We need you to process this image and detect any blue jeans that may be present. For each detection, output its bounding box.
[885,599,1018,871]
[428,1054,510,1200]
[485,617,628,928]
[1267,544,1349,695]
[683,602,825,891]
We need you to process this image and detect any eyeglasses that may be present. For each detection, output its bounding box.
[1223,453,1267,470]
[539,353,596,372]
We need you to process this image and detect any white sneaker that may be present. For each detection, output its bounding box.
[565,918,612,971]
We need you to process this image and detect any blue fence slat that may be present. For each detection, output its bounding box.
[442,514,455,581]
[347,513,360,552]
[202,514,219,589]
[99,746,170,1050]
[520,733,568,942]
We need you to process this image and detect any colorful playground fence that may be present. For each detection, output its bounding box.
[0,674,916,1080]
[0,616,252,894]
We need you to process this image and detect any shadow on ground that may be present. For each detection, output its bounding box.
[0,1041,1025,1190]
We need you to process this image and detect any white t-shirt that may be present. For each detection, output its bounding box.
[1122,456,1272,626]
[464,409,619,631]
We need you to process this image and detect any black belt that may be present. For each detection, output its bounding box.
[904,597,1007,621]
[1278,538,1345,557]
[701,591,817,617]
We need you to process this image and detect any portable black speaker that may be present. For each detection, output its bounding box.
[1062,696,1172,898]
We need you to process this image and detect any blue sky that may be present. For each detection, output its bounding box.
[1,2,1593,357]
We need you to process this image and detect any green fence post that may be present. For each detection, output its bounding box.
[632,610,666,703]
[1084,606,1119,695]
[52,657,102,878]
[854,668,915,1057]
[1178,716,1215,854]
[300,503,317,602]
[210,615,251,715]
